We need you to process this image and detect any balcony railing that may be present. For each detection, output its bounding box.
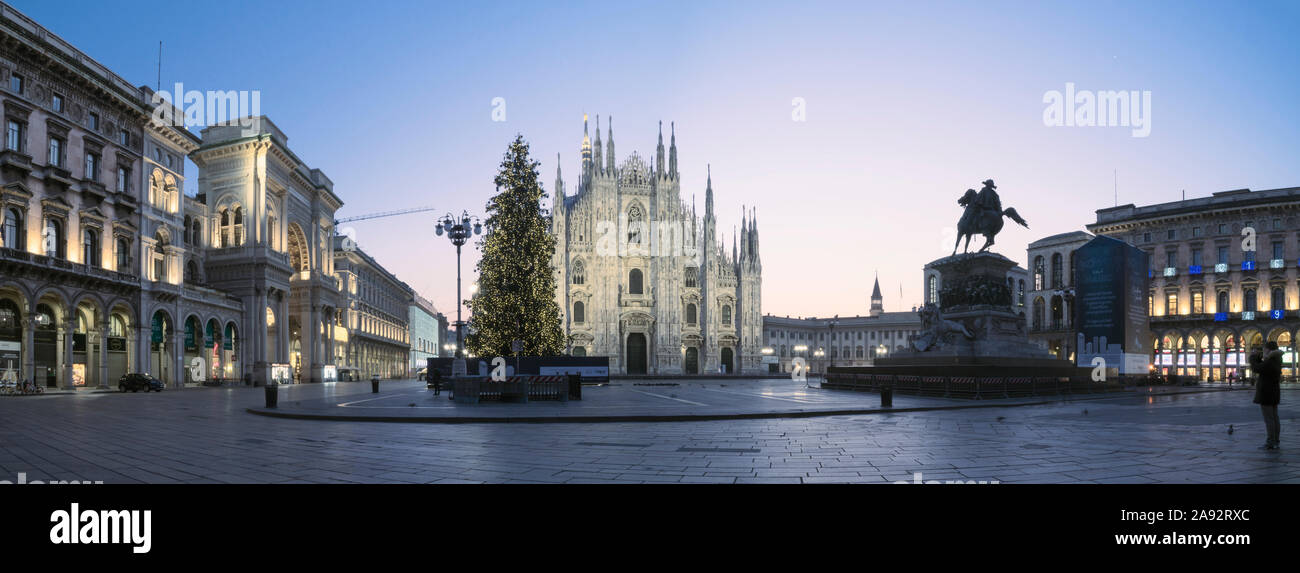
[0,247,139,286]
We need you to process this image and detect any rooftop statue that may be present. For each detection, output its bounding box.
[952,179,1030,255]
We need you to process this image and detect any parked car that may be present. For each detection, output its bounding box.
[118,373,164,393]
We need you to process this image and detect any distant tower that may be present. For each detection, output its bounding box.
[870,273,883,317]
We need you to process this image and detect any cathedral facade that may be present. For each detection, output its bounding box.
[549,116,763,375]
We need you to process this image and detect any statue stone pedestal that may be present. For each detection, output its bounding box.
[877,252,1075,376]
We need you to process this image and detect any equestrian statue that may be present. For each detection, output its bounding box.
[952,179,1029,255]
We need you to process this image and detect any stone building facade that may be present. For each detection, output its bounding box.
[550,116,763,375]
[1089,186,1300,381]
[762,278,923,374]
[190,118,344,385]
[0,4,242,389]
[333,234,412,379]
[1025,230,1093,360]
[408,292,444,372]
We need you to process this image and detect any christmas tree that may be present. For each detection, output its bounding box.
[465,135,566,357]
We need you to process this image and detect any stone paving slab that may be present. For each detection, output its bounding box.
[2,378,1296,484]
[242,378,1229,423]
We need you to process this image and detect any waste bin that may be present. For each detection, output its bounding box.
[265,383,278,408]
[880,384,893,407]
[371,376,379,394]
[568,373,582,401]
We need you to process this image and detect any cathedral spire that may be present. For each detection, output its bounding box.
[606,115,615,174]
[554,152,564,200]
[593,115,603,174]
[581,114,592,187]
[740,207,748,261]
[656,120,666,178]
[668,122,677,178]
[705,164,714,218]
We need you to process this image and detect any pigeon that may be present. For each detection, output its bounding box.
[1228,424,1234,435]
[996,416,1006,422]
[1083,409,1089,415]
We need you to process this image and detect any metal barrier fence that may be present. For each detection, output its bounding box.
[452,376,572,404]
[822,372,1136,399]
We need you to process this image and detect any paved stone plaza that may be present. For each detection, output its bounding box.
[1,378,1296,483]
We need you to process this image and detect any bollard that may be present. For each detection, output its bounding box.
[265,383,278,408]
[371,376,379,394]
[880,384,893,407]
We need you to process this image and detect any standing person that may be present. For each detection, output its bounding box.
[1255,341,1283,450]
[431,367,443,396]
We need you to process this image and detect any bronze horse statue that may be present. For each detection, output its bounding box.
[952,180,1029,255]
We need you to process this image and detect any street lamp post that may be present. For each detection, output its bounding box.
[435,211,482,377]
[828,316,839,369]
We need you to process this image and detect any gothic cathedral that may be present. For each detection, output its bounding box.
[550,115,763,375]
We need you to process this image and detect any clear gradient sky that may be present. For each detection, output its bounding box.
[13,0,1300,320]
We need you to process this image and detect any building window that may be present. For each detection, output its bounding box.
[1217,246,1228,265]
[1051,253,1063,288]
[1244,288,1257,312]
[628,268,643,294]
[84,152,99,181]
[6,119,23,151]
[1273,241,1284,260]
[927,275,937,304]
[1272,288,1285,311]
[154,148,161,162]
[117,166,129,193]
[43,218,64,258]
[1033,256,1045,290]
[2,208,23,250]
[685,267,698,288]
[52,94,63,113]
[1166,251,1176,269]
[573,301,584,323]
[1191,248,1201,266]
[1018,280,1025,306]
[83,229,100,267]
[686,303,697,325]
[1167,229,1176,240]
[1274,219,1282,230]
[166,154,173,169]
[1143,232,1151,243]
[1217,290,1229,313]
[89,112,99,131]
[571,260,584,285]
[1192,227,1202,238]
[721,305,732,326]
[234,207,244,245]
[116,237,130,271]
[120,129,130,146]
[1192,291,1203,314]
[1166,293,1177,316]
[48,137,63,167]
[9,74,23,94]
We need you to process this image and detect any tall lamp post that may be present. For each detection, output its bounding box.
[435,211,482,376]
[827,316,839,369]
[1053,286,1076,363]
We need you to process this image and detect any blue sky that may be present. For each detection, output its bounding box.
[13,0,1300,319]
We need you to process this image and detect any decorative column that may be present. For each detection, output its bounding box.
[60,319,74,389]
[308,303,322,382]
[97,321,110,389]
[278,295,289,364]
[22,317,35,385]
[171,322,183,389]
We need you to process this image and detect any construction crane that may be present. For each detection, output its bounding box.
[334,206,439,226]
